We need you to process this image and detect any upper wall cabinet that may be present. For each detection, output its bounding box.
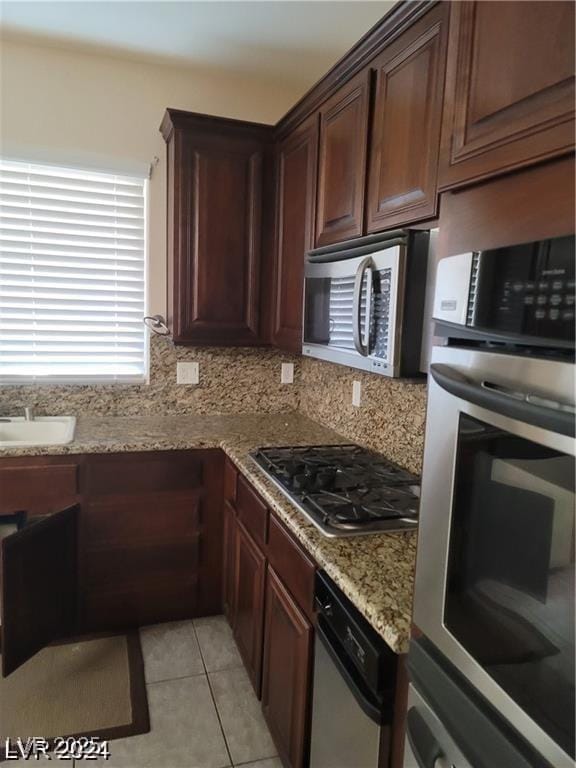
[161,110,274,345]
[439,1,575,190]
[315,70,370,246]
[272,115,318,353]
[366,3,448,232]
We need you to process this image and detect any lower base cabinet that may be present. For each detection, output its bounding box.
[262,567,313,768]
[224,461,316,768]
[233,520,267,695]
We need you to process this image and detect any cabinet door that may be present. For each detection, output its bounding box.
[316,70,370,246]
[1,504,78,676]
[233,520,266,695]
[165,115,272,345]
[273,115,319,353]
[366,4,448,231]
[222,500,237,625]
[439,1,575,189]
[261,567,313,768]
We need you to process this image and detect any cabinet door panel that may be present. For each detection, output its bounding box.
[222,500,237,624]
[162,111,273,346]
[1,504,78,676]
[262,567,313,768]
[440,1,575,188]
[273,115,318,352]
[316,71,370,246]
[234,520,266,695]
[367,4,448,231]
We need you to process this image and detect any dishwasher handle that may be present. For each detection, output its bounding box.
[316,618,387,725]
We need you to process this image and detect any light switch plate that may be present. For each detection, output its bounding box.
[281,362,294,384]
[177,361,199,385]
[352,380,362,407]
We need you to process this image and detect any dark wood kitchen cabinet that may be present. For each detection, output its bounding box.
[366,3,448,231]
[223,462,317,766]
[261,567,313,768]
[272,114,319,353]
[0,449,224,635]
[160,109,274,345]
[439,1,575,189]
[1,503,78,676]
[315,70,370,246]
[222,500,237,623]
[234,519,267,695]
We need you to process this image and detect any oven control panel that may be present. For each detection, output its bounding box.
[471,235,575,343]
[434,235,575,348]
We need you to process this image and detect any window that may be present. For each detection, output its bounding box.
[0,159,147,383]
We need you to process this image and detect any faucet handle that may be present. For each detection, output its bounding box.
[24,407,35,422]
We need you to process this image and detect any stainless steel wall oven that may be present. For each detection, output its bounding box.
[410,235,575,768]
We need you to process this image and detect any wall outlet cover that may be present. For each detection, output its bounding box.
[352,380,362,407]
[281,362,294,384]
[177,361,199,385]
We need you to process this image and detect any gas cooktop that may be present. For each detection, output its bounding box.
[250,444,420,537]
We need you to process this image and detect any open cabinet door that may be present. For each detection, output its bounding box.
[1,504,78,676]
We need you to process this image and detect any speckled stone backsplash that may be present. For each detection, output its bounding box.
[299,357,427,474]
[0,334,300,417]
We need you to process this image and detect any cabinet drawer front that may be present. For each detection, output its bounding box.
[236,475,268,548]
[0,463,78,515]
[224,459,238,504]
[82,494,201,547]
[83,452,203,496]
[268,514,316,619]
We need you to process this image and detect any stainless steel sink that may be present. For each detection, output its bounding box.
[0,416,76,447]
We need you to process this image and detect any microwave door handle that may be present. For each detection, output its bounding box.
[353,256,373,357]
[430,364,575,438]
[363,264,374,352]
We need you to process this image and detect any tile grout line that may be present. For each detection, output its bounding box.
[193,621,236,768]
[146,669,208,686]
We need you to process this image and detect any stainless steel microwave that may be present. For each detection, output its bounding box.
[302,231,430,377]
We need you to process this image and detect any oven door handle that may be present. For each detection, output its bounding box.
[353,256,374,357]
[430,363,575,438]
[406,707,445,768]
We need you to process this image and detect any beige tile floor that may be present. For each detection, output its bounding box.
[91,617,281,768]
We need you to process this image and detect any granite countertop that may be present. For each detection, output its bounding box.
[0,412,417,654]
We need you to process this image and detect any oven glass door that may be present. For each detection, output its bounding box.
[445,413,575,759]
[414,346,575,766]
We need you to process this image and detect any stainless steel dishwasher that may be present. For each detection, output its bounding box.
[310,571,397,768]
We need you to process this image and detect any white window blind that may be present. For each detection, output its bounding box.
[0,159,147,383]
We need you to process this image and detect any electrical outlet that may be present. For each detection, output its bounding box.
[281,362,294,384]
[352,380,362,407]
[177,361,199,385]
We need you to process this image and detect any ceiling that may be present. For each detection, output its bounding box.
[0,1,397,90]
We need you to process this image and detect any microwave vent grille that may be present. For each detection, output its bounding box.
[328,276,367,350]
[467,252,480,326]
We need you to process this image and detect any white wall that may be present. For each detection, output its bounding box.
[0,37,302,313]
